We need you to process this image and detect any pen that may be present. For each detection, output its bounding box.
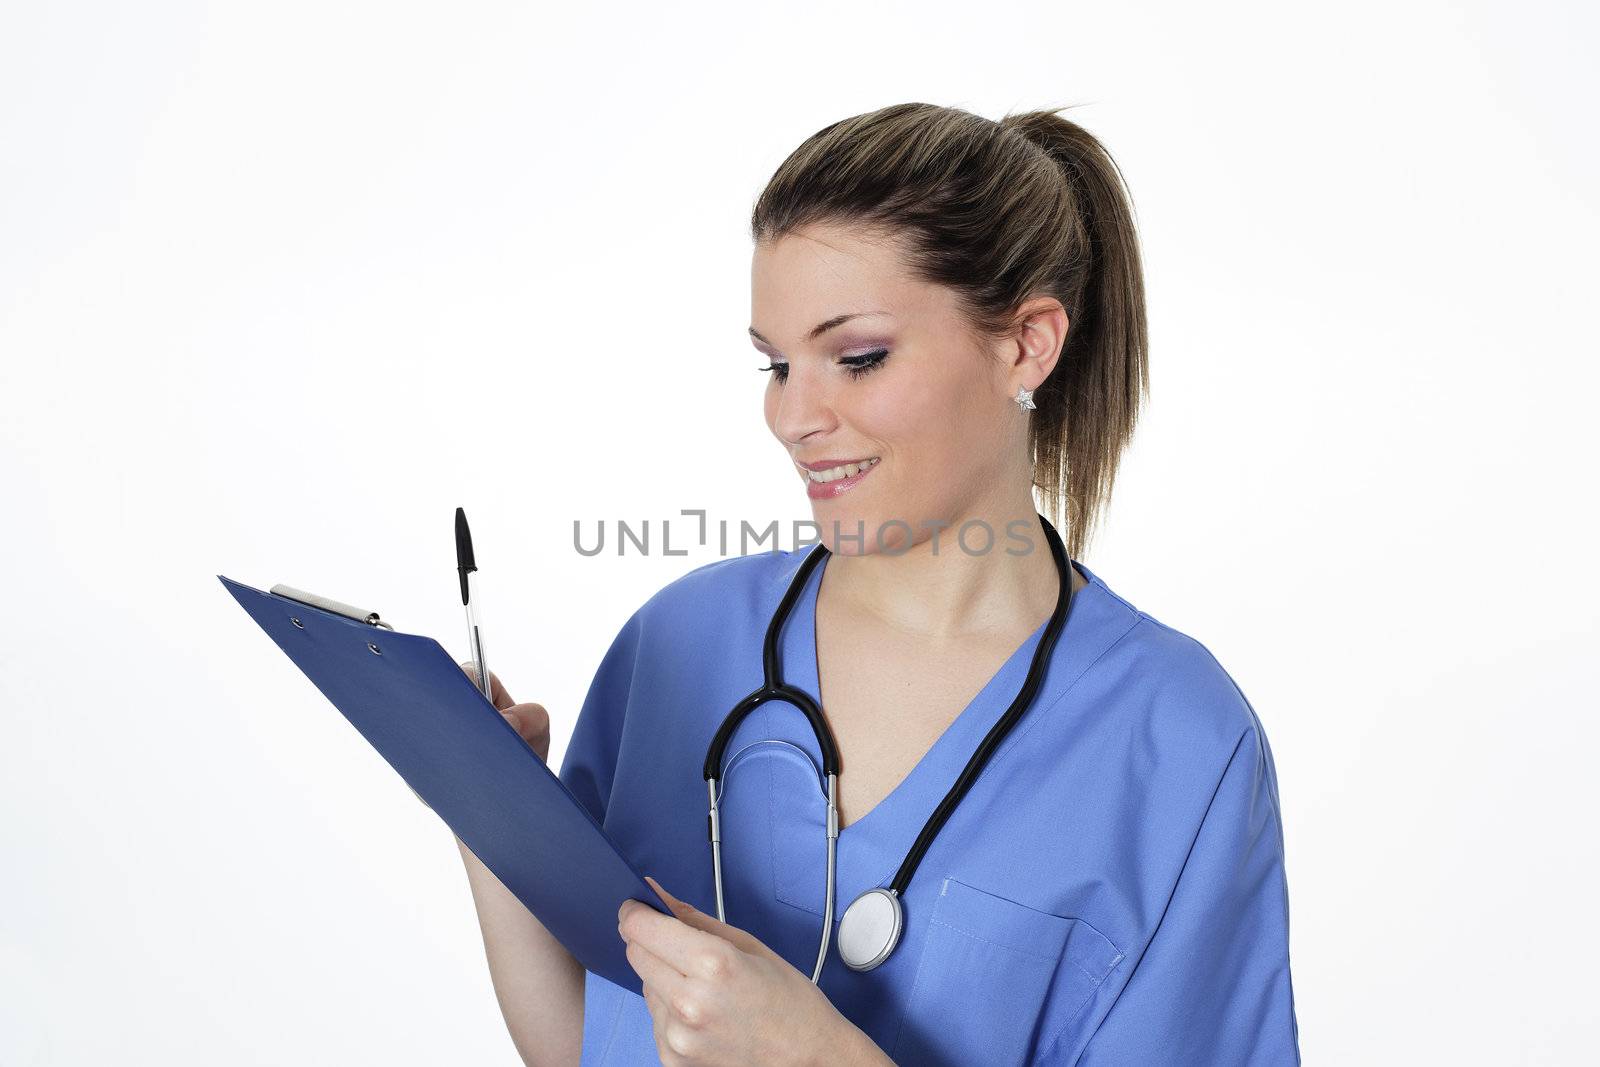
[456,507,491,702]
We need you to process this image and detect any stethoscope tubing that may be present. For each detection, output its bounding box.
[703,513,1075,982]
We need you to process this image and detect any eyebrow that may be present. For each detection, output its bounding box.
[747,311,891,347]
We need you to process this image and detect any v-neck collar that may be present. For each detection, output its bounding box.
[793,545,1056,842]
[764,543,1112,906]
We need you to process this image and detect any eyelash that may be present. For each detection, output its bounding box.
[758,349,889,384]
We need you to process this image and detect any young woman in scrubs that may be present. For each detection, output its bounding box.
[456,102,1301,1066]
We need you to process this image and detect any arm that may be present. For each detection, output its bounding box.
[825,1023,896,1067]
[448,662,583,1067]
[459,609,642,1064]
[1071,718,1301,1066]
[457,835,584,1067]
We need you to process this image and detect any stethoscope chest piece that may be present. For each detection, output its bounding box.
[837,887,903,971]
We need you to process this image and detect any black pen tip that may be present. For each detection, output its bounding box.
[455,509,476,567]
[455,508,476,605]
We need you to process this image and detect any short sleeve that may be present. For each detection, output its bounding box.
[557,609,644,825]
[1067,715,1301,1066]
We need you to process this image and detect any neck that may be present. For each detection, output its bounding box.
[823,498,1077,639]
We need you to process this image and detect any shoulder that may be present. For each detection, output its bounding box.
[628,546,812,629]
[1078,564,1269,760]
[586,549,805,681]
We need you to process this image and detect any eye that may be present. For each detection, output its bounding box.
[757,349,888,385]
[839,349,889,379]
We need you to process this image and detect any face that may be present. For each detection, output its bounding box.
[749,222,1041,556]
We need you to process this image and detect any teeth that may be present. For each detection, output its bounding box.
[804,457,879,483]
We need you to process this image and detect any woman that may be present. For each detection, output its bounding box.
[458,102,1300,1066]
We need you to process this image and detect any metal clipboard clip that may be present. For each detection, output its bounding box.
[270,584,395,631]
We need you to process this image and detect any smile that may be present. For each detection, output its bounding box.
[800,457,881,483]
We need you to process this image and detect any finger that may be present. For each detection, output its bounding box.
[643,876,779,962]
[459,662,514,710]
[644,875,696,919]
[502,702,549,736]
[485,670,513,710]
[619,899,737,980]
[642,984,674,1065]
[624,936,693,1007]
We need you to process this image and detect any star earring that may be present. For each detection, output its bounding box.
[1012,386,1037,411]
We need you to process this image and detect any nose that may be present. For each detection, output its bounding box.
[769,362,838,446]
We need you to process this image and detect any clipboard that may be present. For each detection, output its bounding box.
[218,574,668,995]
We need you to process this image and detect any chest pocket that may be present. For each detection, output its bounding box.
[890,877,1124,1067]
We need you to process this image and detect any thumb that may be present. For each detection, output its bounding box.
[643,875,780,961]
[643,875,701,922]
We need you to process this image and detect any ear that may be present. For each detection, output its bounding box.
[1005,296,1069,395]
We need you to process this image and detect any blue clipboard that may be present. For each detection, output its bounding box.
[218,574,667,995]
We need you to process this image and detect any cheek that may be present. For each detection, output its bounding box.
[841,370,927,438]
[862,370,974,460]
[884,373,1014,506]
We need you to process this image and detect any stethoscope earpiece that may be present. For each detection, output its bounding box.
[837,887,903,971]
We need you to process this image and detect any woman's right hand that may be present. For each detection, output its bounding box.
[459,662,552,764]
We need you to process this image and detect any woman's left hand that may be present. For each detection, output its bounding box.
[619,875,884,1067]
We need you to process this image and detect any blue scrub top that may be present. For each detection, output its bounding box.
[559,546,1301,1065]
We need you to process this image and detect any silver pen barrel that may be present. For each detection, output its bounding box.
[465,569,489,701]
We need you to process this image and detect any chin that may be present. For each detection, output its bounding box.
[809,507,904,557]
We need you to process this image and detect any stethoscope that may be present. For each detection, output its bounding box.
[702,513,1077,984]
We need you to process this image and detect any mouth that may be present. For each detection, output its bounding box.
[796,456,881,500]
[797,456,880,482]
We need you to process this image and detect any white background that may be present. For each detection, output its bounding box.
[3,1,1596,1063]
